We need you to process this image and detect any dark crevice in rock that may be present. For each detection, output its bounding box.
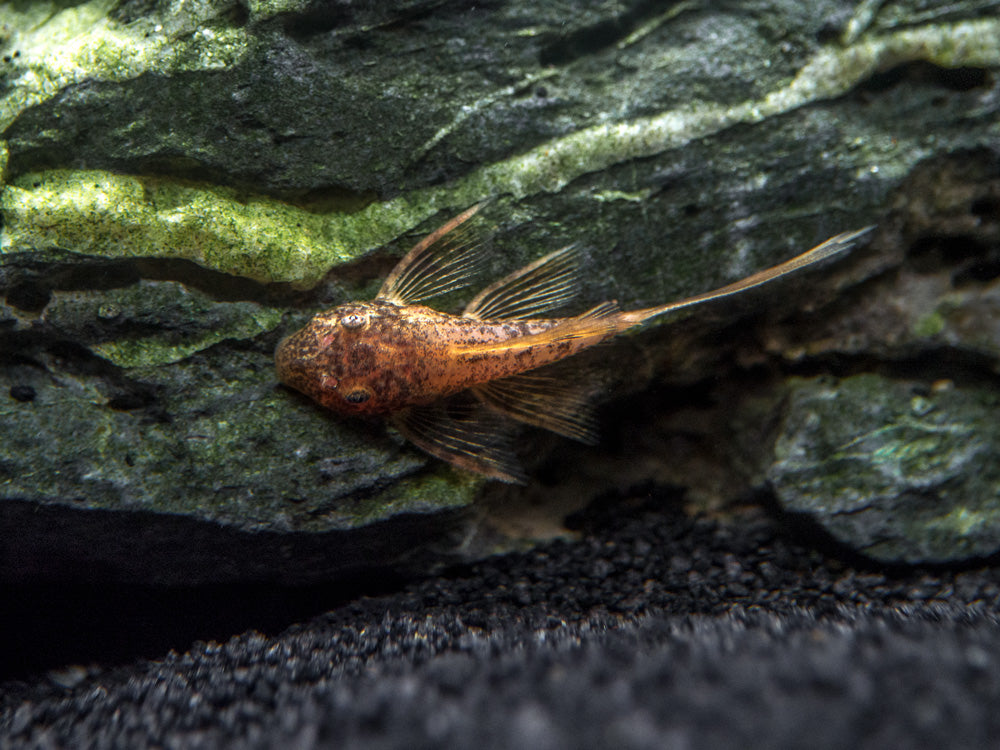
[972,195,1000,222]
[538,0,669,66]
[8,384,36,402]
[276,3,365,39]
[0,330,170,415]
[858,61,992,94]
[4,280,50,313]
[131,257,295,305]
[276,0,504,43]
[900,232,1000,287]
[952,257,1000,285]
[103,382,164,413]
[2,251,311,309]
[781,347,1000,391]
[907,233,996,271]
[226,0,250,28]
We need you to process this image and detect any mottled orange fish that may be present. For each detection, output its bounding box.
[276,205,871,481]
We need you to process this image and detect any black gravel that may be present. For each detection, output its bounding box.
[3,488,1000,749]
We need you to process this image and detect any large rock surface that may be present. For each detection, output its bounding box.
[1,0,999,580]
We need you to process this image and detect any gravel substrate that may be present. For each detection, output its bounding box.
[3,488,999,748]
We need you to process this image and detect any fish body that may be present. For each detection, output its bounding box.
[276,205,872,481]
[276,301,596,416]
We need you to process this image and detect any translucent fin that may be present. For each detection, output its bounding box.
[578,300,621,318]
[620,226,875,327]
[463,245,580,320]
[473,373,598,445]
[392,401,526,483]
[377,204,488,305]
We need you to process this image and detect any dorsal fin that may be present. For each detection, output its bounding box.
[376,205,488,305]
[473,373,598,444]
[578,300,620,318]
[391,401,525,483]
[463,245,579,320]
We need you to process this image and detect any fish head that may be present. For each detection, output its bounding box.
[275,300,429,416]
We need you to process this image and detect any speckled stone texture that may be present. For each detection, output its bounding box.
[2,0,1000,580]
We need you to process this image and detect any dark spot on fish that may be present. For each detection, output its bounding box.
[344,388,372,404]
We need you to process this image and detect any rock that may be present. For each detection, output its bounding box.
[768,374,1000,564]
[1,0,999,581]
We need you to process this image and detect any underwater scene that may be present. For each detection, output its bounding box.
[1,1,1000,747]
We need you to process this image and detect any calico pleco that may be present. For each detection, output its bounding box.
[276,205,871,481]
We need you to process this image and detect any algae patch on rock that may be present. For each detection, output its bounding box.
[769,375,1000,564]
[0,170,376,285]
[1,0,999,583]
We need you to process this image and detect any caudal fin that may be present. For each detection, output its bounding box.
[619,226,874,327]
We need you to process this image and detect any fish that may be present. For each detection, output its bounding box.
[276,205,872,482]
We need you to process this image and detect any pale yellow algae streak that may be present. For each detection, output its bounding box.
[462,18,1000,199]
[0,0,249,132]
[2,17,999,287]
[0,170,445,285]
[93,307,283,368]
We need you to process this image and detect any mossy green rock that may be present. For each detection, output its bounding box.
[769,375,1000,563]
[1,0,999,581]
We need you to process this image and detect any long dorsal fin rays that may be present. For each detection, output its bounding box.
[578,300,621,318]
[473,373,599,445]
[391,401,526,483]
[376,204,488,306]
[617,226,875,328]
[463,245,581,321]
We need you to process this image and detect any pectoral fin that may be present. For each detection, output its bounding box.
[473,373,598,445]
[463,245,579,320]
[392,401,526,483]
[377,204,488,305]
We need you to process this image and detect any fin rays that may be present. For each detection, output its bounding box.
[377,204,488,305]
[474,373,598,444]
[392,401,525,483]
[463,245,580,320]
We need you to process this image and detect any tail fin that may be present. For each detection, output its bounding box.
[619,226,874,327]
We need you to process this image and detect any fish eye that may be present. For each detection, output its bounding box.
[340,312,367,330]
[343,388,372,404]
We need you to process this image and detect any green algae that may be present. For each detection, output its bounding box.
[0,169,461,286]
[0,0,253,132]
[914,310,947,338]
[769,374,1000,563]
[92,306,283,367]
[2,17,998,286]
